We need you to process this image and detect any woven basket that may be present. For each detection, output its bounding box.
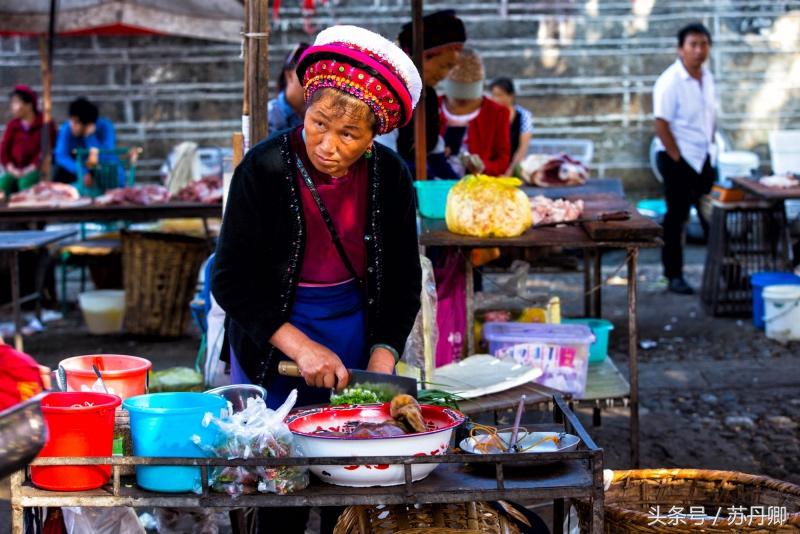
[575,469,800,533]
[122,231,210,337]
[334,502,522,534]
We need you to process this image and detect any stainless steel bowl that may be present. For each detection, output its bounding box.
[205,384,267,413]
[0,393,48,479]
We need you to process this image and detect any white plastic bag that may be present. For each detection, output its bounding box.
[402,255,438,379]
[204,291,229,388]
[193,390,309,497]
[62,507,144,534]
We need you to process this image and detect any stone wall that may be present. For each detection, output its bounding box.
[1,0,798,194]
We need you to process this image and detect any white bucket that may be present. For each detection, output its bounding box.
[763,284,800,342]
[78,290,125,335]
[717,151,759,181]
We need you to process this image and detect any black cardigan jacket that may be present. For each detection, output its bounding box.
[211,131,422,386]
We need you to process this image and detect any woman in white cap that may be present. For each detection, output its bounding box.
[439,48,511,177]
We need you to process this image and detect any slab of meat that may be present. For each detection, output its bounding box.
[172,176,223,204]
[95,185,170,206]
[8,182,82,208]
[520,153,589,187]
[530,195,584,225]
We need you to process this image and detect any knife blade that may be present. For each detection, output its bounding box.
[277,361,418,398]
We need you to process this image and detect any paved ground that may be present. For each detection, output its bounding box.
[1,244,798,532]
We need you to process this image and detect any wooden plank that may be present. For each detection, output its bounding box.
[579,197,662,241]
[732,177,800,200]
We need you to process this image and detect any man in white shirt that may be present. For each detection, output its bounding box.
[653,23,717,295]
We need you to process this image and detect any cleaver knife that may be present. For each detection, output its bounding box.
[277,361,418,398]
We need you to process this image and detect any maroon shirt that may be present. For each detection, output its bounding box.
[0,114,54,169]
[290,127,368,285]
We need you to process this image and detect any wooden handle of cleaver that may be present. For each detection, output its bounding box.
[277,361,302,377]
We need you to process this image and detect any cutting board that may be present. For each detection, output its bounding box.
[431,354,543,399]
[573,196,662,241]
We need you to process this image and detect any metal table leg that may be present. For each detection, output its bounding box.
[464,249,475,357]
[628,247,640,467]
[10,250,23,351]
[592,248,603,318]
[583,253,592,317]
[553,498,565,534]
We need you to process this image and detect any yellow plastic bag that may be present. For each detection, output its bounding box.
[445,175,532,238]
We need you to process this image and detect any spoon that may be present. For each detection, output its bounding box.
[92,364,110,394]
[507,395,526,453]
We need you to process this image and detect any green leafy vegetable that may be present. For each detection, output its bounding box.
[417,389,463,410]
[330,387,382,406]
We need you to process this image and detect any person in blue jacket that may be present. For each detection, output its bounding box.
[53,97,118,189]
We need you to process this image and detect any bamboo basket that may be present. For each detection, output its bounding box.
[334,502,522,534]
[122,231,210,337]
[575,469,800,533]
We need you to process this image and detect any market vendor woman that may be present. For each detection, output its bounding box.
[212,26,423,410]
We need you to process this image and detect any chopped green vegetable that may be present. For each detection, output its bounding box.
[417,389,463,410]
[330,387,382,406]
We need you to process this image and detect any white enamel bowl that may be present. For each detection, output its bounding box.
[286,403,465,487]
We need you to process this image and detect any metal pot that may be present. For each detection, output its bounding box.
[0,393,48,479]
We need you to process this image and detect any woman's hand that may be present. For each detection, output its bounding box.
[270,322,349,389]
[366,347,396,375]
[294,338,349,389]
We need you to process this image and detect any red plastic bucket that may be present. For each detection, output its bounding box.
[59,354,151,400]
[31,392,121,491]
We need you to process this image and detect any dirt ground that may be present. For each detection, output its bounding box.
[1,244,798,532]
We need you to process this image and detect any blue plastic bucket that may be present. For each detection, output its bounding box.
[414,180,458,219]
[123,392,227,493]
[751,272,800,329]
[562,318,614,363]
[636,199,667,221]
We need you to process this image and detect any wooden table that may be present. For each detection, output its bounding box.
[0,230,77,350]
[419,200,661,467]
[731,176,800,200]
[0,201,221,227]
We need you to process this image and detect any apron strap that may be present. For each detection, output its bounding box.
[295,157,363,285]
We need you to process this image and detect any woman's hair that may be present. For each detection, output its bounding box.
[278,42,310,93]
[307,88,378,136]
[489,77,515,96]
[10,88,35,106]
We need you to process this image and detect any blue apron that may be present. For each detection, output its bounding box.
[230,280,367,409]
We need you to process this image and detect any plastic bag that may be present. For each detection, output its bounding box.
[62,507,144,534]
[204,292,230,388]
[149,366,204,392]
[402,255,438,379]
[445,175,532,238]
[153,507,219,534]
[193,389,309,497]
[433,250,466,367]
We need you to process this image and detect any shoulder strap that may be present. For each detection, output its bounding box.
[295,157,362,283]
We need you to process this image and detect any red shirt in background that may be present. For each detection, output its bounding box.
[439,96,511,177]
[0,344,44,412]
[290,127,368,285]
[0,114,55,169]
